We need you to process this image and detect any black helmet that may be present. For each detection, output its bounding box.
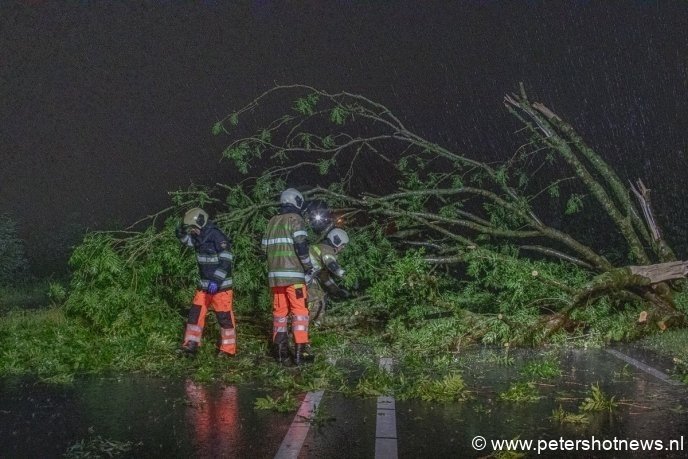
[306,200,333,234]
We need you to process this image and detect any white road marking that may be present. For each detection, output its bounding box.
[606,349,682,385]
[274,390,325,459]
[375,357,398,459]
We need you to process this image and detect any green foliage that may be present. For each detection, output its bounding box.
[579,383,617,412]
[254,391,300,413]
[352,367,396,397]
[212,121,224,136]
[520,357,561,379]
[463,247,588,315]
[368,250,441,320]
[0,214,29,285]
[222,142,252,174]
[64,224,192,334]
[499,381,541,402]
[548,183,560,198]
[330,105,349,125]
[317,158,335,175]
[386,315,467,354]
[409,373,470,402]
[7,85,682,391]
[485,349,515,366]
[64,435,135,458]
[336,224,396,291]
[551,405,590,425]
[636,326,688,383]
[565,194,585,215]
[569,298,645,344]
[47,281,67,307]
[293,93,319,115]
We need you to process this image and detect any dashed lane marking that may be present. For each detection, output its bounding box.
[274,389,325,459]
[375,357,398,459]
[606,349,682,386]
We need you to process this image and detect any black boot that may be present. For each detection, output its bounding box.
[293,343,314,365]
[272,332,290,364]
[179,341,198,357]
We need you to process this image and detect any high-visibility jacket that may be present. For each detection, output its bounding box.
[178,222,233,291]
[308,242,345,302]
[262,205,313,287]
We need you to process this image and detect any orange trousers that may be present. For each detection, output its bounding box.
[271,284,310,344]
[182,289,236,355]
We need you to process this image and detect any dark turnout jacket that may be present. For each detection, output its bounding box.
[178,222,234,291]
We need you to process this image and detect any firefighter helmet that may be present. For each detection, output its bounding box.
[306,200,332,233]
[280,188,305,210]
[183,207,209,229]
[326,228,349,248]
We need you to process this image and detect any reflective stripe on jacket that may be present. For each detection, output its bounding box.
[262,211,311,287]
[178,222,233,291]
[308,243,342,296]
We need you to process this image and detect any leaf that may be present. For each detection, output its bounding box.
[494,166,508,186]
[548,184,560,198]
[565,194,584,215]
[294,93,319,115]
[330,106,348,125]
[317,159,334,175]
[211,122,223,136]
[259,129,272,143]
[322,135,335,149]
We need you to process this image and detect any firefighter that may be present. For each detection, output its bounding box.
[261,188,316,365]
[305,200,334,236]
[307,228,350,325]
[176,208,236,357]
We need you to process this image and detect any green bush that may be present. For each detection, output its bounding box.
[462,246,589,315]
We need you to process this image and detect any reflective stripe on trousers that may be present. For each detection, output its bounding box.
[271,284,310,344]
[182,289,236,354]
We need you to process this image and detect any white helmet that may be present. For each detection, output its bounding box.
[183,207,208,229]
[326,228,349,248]
[280,188,305,210]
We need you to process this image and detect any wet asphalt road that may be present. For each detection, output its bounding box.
[1,347,686,458]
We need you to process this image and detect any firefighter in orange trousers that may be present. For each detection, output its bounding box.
[261,188,316,365]
[177,208,236,357]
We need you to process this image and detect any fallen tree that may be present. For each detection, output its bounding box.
[208,83,686,339]
[57,84,687,351]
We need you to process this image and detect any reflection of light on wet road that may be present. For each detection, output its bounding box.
[4,348,685,457]
[273,356,400,458]
[185,379,240,457]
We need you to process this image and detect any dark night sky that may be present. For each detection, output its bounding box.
[1,1,688,270]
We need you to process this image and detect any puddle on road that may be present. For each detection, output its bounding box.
[0,376,294,458]
[396,348,688,458]
[0,348,686,458]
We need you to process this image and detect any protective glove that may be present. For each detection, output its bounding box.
[175,224,188,239]
[304,268,316,284]
[206,281,219,294]
[338,288,352,299]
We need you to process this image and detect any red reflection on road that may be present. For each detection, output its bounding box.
[185,379,240,457]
